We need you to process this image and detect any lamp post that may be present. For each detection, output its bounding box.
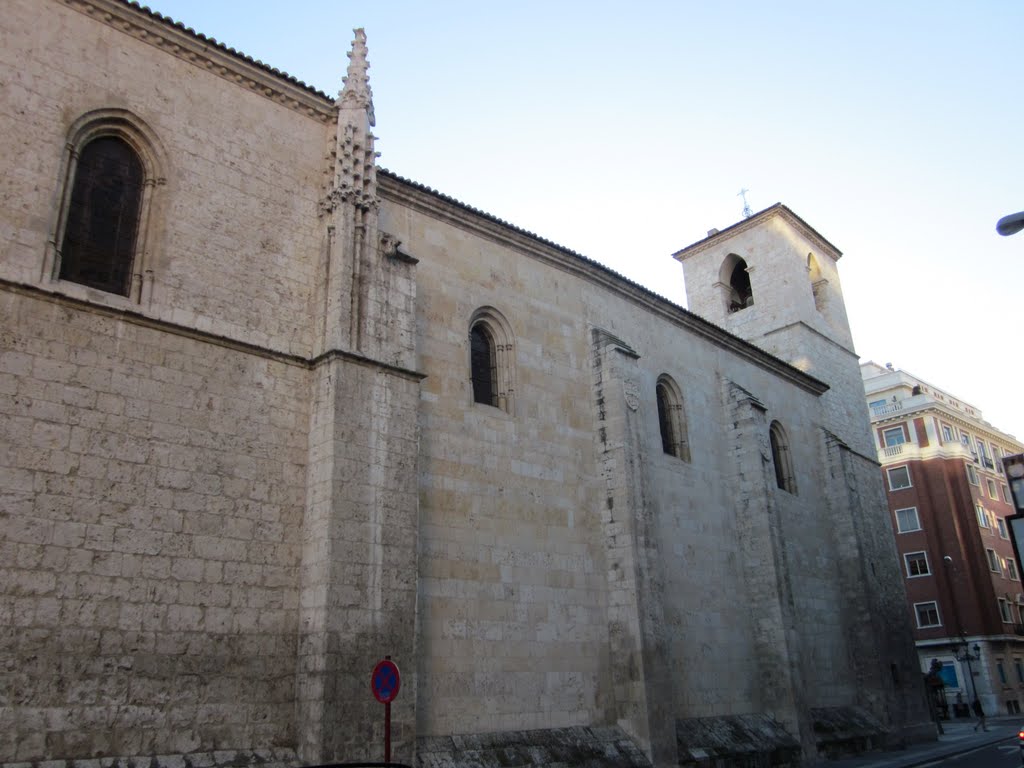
[953,643,981,704]
[942,555,981,707]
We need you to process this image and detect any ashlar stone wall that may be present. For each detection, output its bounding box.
[1,287,309,760]
[0,0,328,357]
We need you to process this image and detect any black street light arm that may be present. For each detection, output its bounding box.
[997,211,1024,236]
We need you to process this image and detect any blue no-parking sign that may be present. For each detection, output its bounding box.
[371,658,401,704]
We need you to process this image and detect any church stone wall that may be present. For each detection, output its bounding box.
[0,288,309,760]
[380,189,874,758]
[0,0,327,356]
[1,2,933,764]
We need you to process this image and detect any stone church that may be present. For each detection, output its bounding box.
[1,1,932,765]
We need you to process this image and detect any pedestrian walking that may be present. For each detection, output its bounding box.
[971,697,988,731]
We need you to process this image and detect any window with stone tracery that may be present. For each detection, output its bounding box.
[468,307,515,415]
[655,375,690,462]
[49,109,166,302]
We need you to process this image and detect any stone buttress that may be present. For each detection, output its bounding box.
[297,29,422,764]
[590,329,676,766]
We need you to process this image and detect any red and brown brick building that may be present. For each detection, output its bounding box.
[863,361,1024,716]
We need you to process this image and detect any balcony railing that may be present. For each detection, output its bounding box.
[871,402,904,417]
[876,439,973,465]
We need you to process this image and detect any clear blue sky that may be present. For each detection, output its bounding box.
[147,1,1024,440]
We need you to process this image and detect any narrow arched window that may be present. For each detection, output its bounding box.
[47,109,167,304]
[468,307,515,414]
[807,252,827,313]
[729,260,753,311]
[769,420,797,494]
[720,253,753,314]
[656,375,690,462]
[470,323,497,406]
[59,136,144,295]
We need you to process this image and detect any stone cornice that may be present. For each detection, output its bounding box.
[672,204,843,263]
[1,278,425,382]
[379,172,829,397]
[62,0,335,123]
[872,401,1022,453]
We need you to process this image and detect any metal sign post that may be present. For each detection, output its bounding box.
[371,657,401,764]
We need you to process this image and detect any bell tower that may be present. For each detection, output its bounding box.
[674,205,934,746]
[673,204,867,455]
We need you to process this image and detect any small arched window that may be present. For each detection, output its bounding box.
[470,323,497,406]
[59,136,144,295]
[769,420,797,494]
[468,307,515,414]
[656,375,690,462]
[807,252,827,313]
[48,109,166,302]
[720,253,753,313]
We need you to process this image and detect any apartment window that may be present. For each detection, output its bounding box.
[468,307,515,414]
[994,445,1004,472]
[978,505,991,529]
[904,551,930,578]
[887,466,911,490]
[999,518,1009,539]
[895,507,921,533]
[998,658,1008,683]
[883,426,907,447]
[1016,658,1024,684]
[914,601,941,628]
[1007,559,1020,581]
[1005,485,1013,504]
[962,432,979,463]
[978,439,993,469]
[988,548,1002,573]
[769,421,797,494]
[941,423,954,442]
[967,464,979,485]
[655,375,690,462]
[988,479,999,499]
[1000,600,1013,624]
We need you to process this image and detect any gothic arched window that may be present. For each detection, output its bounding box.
[769,420,797,494]
[656,375,690,462]
[470,323,497,406]
[468,307,515,414]
[59,136,144,295]
[48,109,166,302]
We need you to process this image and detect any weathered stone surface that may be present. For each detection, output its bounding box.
[415,726,651,768]
[0,750,298,768]
[675,714,801,767]
[810,706,887,759]
[0,1,931,766]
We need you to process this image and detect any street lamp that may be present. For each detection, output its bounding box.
[952,643,981,703]
[996,211,1024,237]
[941,555,981,706]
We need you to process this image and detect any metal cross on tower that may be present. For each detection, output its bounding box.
[738,188,753,219]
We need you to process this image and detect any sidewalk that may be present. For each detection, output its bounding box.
[812,716,1021,768]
